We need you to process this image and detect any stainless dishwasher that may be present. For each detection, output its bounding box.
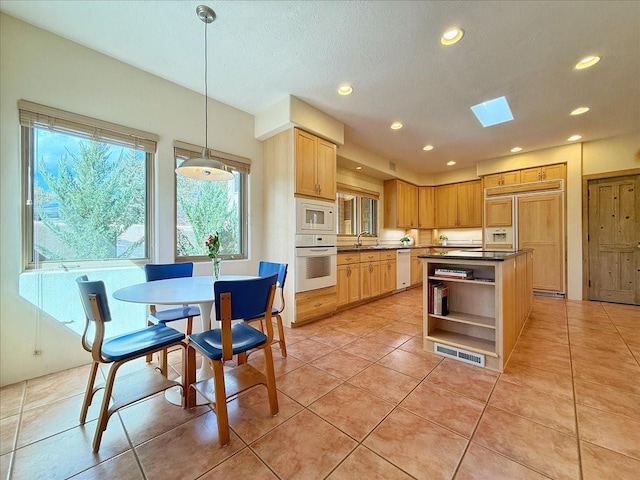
[396,249,411,290]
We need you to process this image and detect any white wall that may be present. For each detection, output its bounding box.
[0,14,264,386]
[583,132,640,175]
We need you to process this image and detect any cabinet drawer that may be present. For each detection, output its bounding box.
[359,251,381,262]
[295,286,337,322]
[411,248,428,257]
[338,252,360,265]
[381,250,397,260]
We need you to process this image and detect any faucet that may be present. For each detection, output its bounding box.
[356,231,370,247]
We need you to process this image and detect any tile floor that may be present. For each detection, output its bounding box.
[1,288,639,479]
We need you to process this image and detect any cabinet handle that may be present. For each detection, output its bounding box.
[542,172,546,180]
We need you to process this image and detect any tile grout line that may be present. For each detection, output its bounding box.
[567,302,584,480]
[5,381,27,480]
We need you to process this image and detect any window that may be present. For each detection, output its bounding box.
[20,101,156,269]
[174,141,249,260]
[337,184,379,236]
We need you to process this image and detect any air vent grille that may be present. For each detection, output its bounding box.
[434,342,485,367]
[389,161,396,171]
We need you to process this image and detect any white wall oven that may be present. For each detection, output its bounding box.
[295,234,337,293]
[295,198,336,235]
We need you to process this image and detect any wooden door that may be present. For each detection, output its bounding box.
[418,186,435,228]
[457,180,482,227]
[502,170,521,186]
[316,138,336,200]
[294,129,318,197]
[517,193,564,292]
[435,184,458,227]
[588,175,639,304]
[520,167,542,183]
[485,198,513,227]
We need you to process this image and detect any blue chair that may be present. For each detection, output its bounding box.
[246,261,288,357]
[144,263,200,375]
[76,276,186,452]
[186,274,279,446]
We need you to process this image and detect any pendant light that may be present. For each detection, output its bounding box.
[175,5,234,181]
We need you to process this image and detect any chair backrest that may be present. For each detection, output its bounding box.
[258,261,288,289]
[145,262,194,282]
[76,275,112,323]
[214,274,278,322]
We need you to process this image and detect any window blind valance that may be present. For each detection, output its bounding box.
[337,182,380,200]
[173,140,251,175]
[18,100,159,154]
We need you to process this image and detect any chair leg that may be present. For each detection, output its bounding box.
[237,352,248,365]
[80,361,100,424]
[275,314,287,358]
[184,344,197,409]
[262,343,279,416]
[159,349,168,377]
[212,360,230,446]
[92,362,120,452]
[145,319,154,363]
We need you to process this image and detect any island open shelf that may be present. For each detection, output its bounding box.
[419,250,533,372]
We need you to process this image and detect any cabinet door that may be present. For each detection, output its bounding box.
[418,186,435,228]
[348,264,361,303]
[457,180,483,227]
[398,181,418,228]
[502,171,521,185]
[336,264,350,307]
[360,263,373,299]
[517,193,564,292]
[520,167,542,183]
[483,174,502,188]
[294,129,318,197]
[541,163,565,181]
[435,184,458,228]
[485,198,513,227]
[316,138,337,200]
[410,255,423,285]
[381,260,396,293]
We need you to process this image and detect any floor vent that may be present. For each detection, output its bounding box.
[434,343,485,367]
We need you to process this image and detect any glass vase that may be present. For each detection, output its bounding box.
[212,257,220,280]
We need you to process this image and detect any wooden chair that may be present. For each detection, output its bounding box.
[246,261,288,357]
[144,262,200,375]
[76,276,186,451]
[186,274,279,446]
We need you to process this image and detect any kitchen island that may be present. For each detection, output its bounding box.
[419,249,533,372]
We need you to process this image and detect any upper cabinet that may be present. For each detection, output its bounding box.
[294,128,336,201]
[484,163,566,188]
[483,171,521,187]
[435,180,483,228]
[384,179,418,228]
[418,186,435,229]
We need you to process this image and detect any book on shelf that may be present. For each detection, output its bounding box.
[428,281,443,314]
[434,267,473,279]
[433,284,449,316]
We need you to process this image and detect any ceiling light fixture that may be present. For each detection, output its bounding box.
[570,107,590,115]
[423,145,434,151]
[510,147,523,153]
[337,84,353,95]
[567,134,582,141]
[440,27,464,45]
[575,55,600,70]
[355,166,362,170]
[175,5,233,181]
[447,161,456,166]
[390,121,403,130]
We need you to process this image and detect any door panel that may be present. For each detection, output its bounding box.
[588,175,639,304]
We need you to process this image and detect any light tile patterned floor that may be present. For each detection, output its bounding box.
[1,289,639,479]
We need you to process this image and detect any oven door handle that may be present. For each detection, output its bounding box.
[309,248,330,253]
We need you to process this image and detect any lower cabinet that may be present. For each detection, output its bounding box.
[337,253,361,307]
[295,286,337,323]
[337,250,397,309]
[380,255,397,294]
[360,251,381,300]
[411,248,428,285]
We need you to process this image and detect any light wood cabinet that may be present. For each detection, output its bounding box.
[435,180,482,228]
[360,261,381,300]
[520,164,566,183]
[485,198,513,227]
[418,186,435,229]
[483,171,521,187]
[423,250,533,372]
[295,286,337,323]
[294,128,336,201]
[411,248,428,285]
[380,251,397,294]
[384,179,418,228]
[337,252,361,307]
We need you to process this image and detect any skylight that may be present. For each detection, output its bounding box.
[470,96,514,127]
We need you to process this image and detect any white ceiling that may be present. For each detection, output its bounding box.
[2,0,639,175]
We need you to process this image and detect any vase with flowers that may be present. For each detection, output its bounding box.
[205,232,221,279]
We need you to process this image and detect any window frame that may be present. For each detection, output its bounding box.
[337,183,380,237]
[20,101,156,271]
[173,141,250,262]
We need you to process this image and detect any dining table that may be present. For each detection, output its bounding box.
[113,274,255,405]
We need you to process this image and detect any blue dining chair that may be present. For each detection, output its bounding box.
[186,274,279,446]
[246,261,288,357]
[76,276,186,452]
[144,262,200,375]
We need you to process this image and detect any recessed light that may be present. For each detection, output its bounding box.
[570,107,589,116]
[390,121,403,130]
[337,84,353,95]
[575,55,600,70]
[447,161,456,166]
[441,27,464,45]
[510,147,523,153]
[470,96,514,127]
[423,145,434,151]
[567,134,582,141]
[355,166,362,170]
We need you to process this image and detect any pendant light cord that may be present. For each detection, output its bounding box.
[204,18,209,153]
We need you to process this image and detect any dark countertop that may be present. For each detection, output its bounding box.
[418,249,529,261]
[337,244,482,253]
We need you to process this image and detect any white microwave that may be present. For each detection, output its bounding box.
[295,198,336,235]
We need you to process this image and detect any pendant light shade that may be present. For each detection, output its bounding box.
[175,5,234,182]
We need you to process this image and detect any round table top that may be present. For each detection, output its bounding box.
[112,275,255,305]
